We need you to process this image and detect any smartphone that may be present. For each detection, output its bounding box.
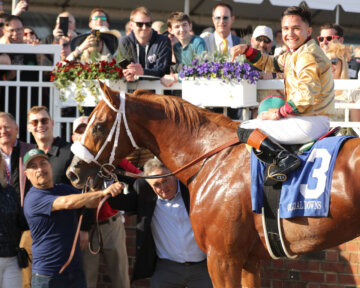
[59,17,69,37]
[119,59,131,69]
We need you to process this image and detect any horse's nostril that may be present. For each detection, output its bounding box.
[67,170,78,182]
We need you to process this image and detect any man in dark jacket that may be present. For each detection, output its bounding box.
[108,158,212,287]
[119,6,172,82]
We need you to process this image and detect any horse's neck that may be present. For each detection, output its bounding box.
[138,118,236,184]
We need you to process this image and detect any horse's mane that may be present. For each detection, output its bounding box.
[131,90,236,133]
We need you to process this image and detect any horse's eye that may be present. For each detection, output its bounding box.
[93,123,106,134]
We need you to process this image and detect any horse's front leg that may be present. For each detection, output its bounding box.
[241,257,261,288]
[206,248,244,288]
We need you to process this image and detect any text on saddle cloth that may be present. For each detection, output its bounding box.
[250,135,354,218]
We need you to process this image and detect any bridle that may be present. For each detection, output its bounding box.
[61,88,241,272]
[71,90,139,169]
[71,90,241,180]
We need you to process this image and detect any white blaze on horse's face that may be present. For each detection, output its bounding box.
[70,90,138,167]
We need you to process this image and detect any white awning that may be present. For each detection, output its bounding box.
[234,0,360,13]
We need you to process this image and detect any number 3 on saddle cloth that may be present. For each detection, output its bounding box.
[250,135,354,218]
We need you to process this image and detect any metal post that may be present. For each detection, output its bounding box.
[335,4,340,25]
[184,0,190,15]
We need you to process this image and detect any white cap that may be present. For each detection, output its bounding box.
[252,25,273,42]
[73,116,88,133]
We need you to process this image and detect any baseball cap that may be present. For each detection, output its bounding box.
[252,25,273,42]
[23,149,48,169]
[73,116,88,133]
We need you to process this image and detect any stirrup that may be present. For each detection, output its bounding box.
[264,164,287,186]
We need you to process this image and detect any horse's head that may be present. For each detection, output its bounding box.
[66,80,138,189]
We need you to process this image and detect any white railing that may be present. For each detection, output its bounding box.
[0,44,61,142]
[1,43,360,142]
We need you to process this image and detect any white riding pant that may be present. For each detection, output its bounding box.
[240,115,330,145]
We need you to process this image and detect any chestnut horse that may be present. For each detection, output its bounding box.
[67,81,360,288]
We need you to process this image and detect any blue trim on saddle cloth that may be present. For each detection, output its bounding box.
[250,135,354,218]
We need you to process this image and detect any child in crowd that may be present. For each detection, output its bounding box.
[160,12,207,87]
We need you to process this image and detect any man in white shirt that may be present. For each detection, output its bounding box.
[108,158,213,287]
[201,3,245,55]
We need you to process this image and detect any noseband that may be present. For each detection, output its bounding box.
[71,91,139,168]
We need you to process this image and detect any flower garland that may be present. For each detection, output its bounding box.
[51,58,124,112]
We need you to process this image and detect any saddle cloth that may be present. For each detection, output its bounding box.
[250,135,354,218]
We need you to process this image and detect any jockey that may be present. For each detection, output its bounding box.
[231,6,335,183]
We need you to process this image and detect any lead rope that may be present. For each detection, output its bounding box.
[59,177,90,274]
[89,165,128,255]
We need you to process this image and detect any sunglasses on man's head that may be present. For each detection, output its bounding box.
[92,16,107,21]
[256,36,271,44]
[134,21,152,28]
[317,35,340,43]
[214,16,230,22]
[330,58,340,65]
[29,117,50,126]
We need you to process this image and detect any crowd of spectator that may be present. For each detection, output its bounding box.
[1,2,360,288]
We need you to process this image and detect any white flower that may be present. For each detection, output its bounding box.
[147,54,157,64]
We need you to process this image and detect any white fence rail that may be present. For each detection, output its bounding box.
[0,44,61,142]
[1,44,360,143]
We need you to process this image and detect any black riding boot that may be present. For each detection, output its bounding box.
[237,127,301,184]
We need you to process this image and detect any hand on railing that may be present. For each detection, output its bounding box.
[123,63,144,82]
[160,74,178,87]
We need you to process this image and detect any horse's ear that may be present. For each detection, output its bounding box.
[98,79,120,108]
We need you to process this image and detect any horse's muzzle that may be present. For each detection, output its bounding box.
[66,156,96,189]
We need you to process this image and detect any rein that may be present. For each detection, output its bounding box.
[59,177,91,274]
[60,169,128,272]
[67,88,241,259]
[116,137,241,179]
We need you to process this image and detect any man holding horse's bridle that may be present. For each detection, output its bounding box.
[231,5,334,185]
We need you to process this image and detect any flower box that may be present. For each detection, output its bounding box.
[182,79,258,108]
[58,79,127,107]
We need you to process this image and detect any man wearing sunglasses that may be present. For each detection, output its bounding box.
[27,106,74,186]
[318,23,344,52]
[250,25,274,55]
[231,6,334,184]
[89,8,110,30]
[0,15,38,82]
[201,3,245,55]
[67,8,120,62]
[119,6,171,82]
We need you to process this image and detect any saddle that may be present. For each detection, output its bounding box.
[252,126,341,185]
[258,126,341,259]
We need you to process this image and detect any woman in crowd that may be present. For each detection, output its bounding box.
[0,153,25,288]
[23,27,40,44]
